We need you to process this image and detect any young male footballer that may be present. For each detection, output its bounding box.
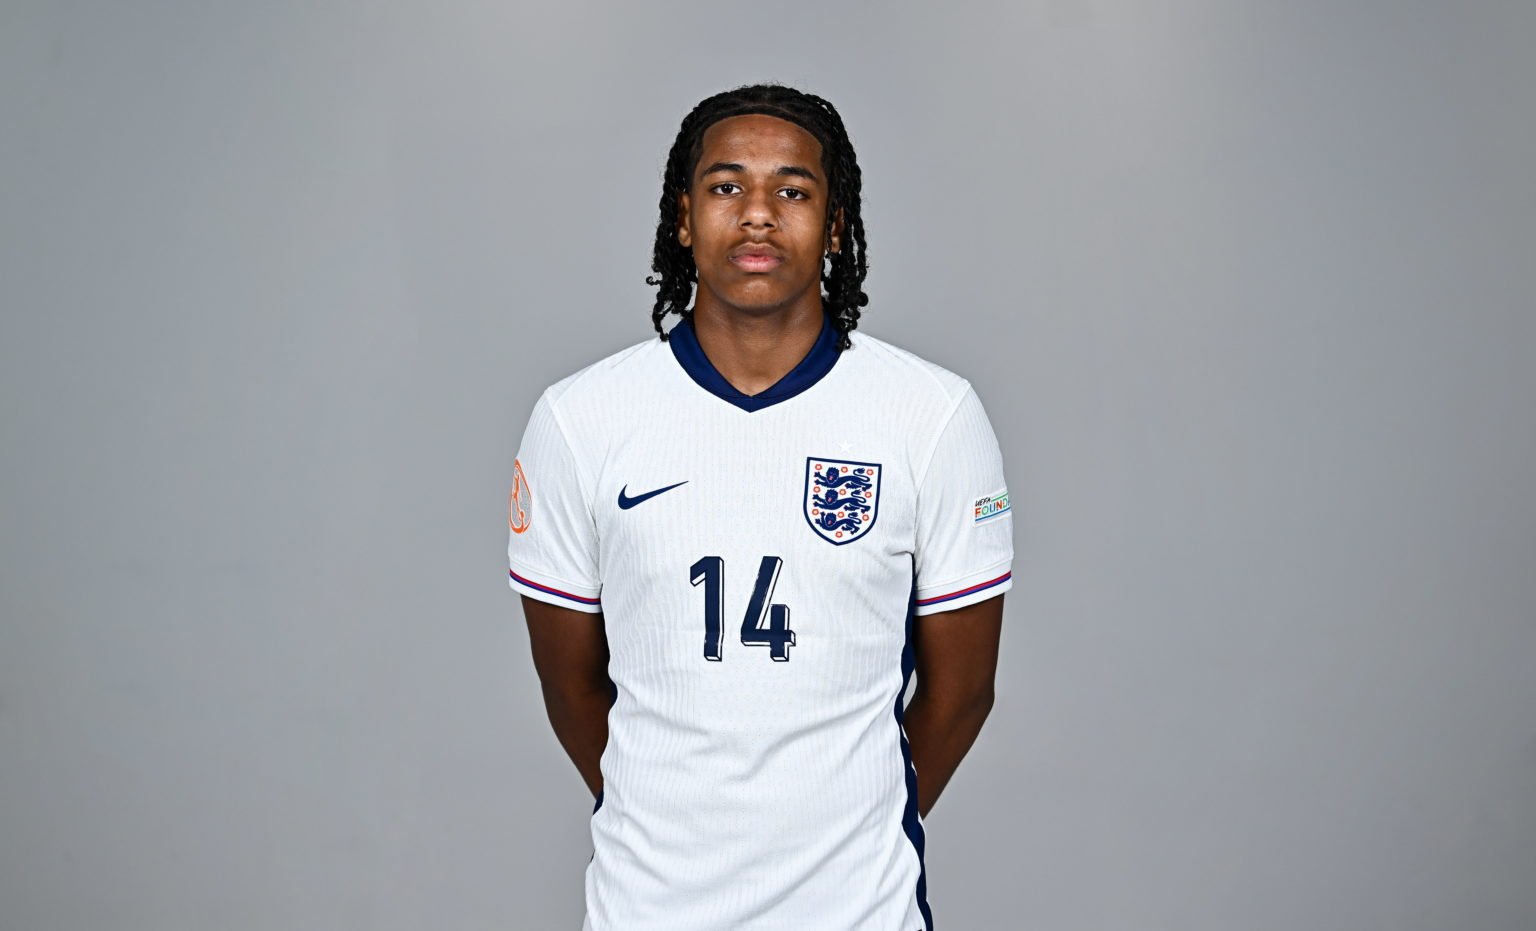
[507,83,1013,930]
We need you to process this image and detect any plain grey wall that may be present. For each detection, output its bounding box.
[3,1,1533,928]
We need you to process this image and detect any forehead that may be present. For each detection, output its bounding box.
[694,113,824,174]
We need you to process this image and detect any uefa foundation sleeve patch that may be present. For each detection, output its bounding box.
[973,488,1010,524]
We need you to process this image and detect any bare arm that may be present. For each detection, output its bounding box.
[902,594,1004,819]
[521,595,612,799]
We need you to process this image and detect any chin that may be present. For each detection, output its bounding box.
[728,293,794,314]
[723,280,819,314]
[698,283,786,316]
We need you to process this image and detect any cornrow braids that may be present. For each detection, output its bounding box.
[645,83,870,351]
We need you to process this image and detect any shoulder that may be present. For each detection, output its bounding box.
[843,328,975,414]
[840,329,991,484]
[539,335,668,412]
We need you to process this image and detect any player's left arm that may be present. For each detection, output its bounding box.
[903,594,1004,819]
[908,383,1015,819]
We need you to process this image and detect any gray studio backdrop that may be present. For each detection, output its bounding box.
[3,1,1533,929]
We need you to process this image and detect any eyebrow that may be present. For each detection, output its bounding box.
[698,161,820,184]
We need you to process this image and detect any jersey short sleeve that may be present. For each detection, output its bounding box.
[912,385,1014,615]
[506,391,602,613]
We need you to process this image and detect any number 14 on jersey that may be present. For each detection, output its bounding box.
[689,556,796,662]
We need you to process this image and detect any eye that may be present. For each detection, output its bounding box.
[779,188,809,201]
[710,182,741,195]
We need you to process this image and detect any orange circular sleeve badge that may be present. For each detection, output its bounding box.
[508,458,532,534]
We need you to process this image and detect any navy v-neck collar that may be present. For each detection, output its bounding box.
[668,312,842,412]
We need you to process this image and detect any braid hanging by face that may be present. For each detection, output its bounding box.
[645,83,870,351]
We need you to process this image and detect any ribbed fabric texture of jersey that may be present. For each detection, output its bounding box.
[507,316,1013,930]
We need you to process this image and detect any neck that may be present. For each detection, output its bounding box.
[689,303,827,397]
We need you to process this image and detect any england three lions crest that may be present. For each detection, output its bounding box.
[804,457,882,545]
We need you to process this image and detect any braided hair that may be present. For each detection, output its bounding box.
[646,83,869,351]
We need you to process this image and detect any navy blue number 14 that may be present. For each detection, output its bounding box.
[689,556,796,662]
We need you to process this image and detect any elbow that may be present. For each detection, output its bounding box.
[958,681,996,723]
[916,681,995,721]
[970,687,996,721]
[540,676,614,710]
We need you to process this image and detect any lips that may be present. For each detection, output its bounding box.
[731,254,782,272]
[729,244,783,272]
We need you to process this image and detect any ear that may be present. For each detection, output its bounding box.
[676,190,693,249]
[826,206,846,254]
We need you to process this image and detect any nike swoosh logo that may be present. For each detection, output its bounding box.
[617,481,688,510]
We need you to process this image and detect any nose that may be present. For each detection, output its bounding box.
[738,186,777,229]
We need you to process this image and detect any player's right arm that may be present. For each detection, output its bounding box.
[506,391,608,800]
[521,597,610,799]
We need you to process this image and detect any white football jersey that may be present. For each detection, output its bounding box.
[507,312,1013,931]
